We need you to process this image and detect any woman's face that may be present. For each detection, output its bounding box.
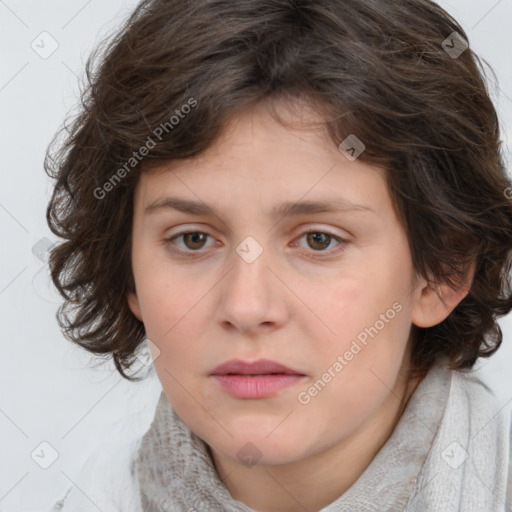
[127,100,431,468]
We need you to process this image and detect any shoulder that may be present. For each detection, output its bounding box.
[450,368,512,503]
[405,366,511,511]
[49,436,143,512]
[448,368,511,446]
[449,368,507,420]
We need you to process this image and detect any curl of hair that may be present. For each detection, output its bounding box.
[45,0,512,381]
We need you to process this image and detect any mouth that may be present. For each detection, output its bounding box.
[210,358,305,377]
[210,359,307,399]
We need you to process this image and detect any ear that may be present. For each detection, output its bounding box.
[127,291,143,321]
[411,261,475,328]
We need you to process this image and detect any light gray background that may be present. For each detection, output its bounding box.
[0,0,511,510]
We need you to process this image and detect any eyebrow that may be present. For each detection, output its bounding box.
[144,195,375,218]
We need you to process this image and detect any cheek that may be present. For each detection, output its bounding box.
[308,269,393,346]
[132,273,203,371]
[135,256,203,328]
[305,254,413,382]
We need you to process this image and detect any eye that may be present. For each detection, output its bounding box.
[163,229,349,258]
[165,231,216,253]
[293,229,348,257]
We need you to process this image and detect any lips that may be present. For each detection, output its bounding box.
[211,358,304,376]
[210,359,306,399]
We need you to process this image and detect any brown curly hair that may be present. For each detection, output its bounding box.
[45,0,512,382]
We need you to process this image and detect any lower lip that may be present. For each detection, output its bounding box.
[212,374,306,399]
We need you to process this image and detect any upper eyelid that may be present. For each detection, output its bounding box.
[166,226,348,241]
[165,222,350,237]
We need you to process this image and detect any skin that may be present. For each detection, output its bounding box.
[127,99,470,512]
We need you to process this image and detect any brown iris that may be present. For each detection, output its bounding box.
[306,232,331,251]
[182,232,208,250]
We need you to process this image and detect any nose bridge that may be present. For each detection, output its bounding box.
[229,234,271,300]
[218,234,285,330]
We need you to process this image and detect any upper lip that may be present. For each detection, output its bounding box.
[211,359,305,376]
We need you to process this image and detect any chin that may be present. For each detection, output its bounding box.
[209,429,312,467]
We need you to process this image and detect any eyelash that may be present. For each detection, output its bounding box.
[163,229,349,259]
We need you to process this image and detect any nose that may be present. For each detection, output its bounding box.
[217,239,289,335]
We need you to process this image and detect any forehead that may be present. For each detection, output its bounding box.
[134,101,391,221]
